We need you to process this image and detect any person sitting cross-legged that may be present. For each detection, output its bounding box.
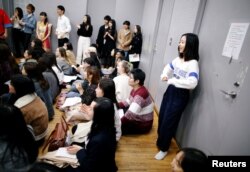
[119,68,154,135]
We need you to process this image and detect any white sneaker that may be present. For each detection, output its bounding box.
[155,151,168,160]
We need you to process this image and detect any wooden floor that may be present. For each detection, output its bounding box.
[39,105,179,172]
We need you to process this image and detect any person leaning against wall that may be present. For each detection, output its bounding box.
[117,20,132,61]
[10,7,23,57]
[19,4,36,51]
[55,5,71,47]
[155,33,200,160]
[36,12,52,52]
[76,14,93,65]
[96,15,111,57]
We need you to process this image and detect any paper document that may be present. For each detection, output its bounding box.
[63,75,77,83]
[55,147,77,159]
[129,54,140,62]
[61,97,82,108]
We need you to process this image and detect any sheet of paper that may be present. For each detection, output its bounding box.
[61,97,82,108]
[129,54,140,62]
[222,23,249,60]
[63,75,77,83]
[55,147,77,159]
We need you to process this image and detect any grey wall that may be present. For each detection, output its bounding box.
[176,0,250,155]
[139,0,161,85]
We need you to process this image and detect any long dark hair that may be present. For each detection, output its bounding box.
[39,12,48,25]
[88,97,115,139]
[0,104,38,167]
[98,78,118,108]
[15,7,23,19]
[135,25,142,38]
[39,52,61,87]
[109,19,116,32]
[178,33,199,61]
[83,14,91,26]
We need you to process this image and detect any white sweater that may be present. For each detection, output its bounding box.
[161,57,199,89]
[113,74,132,102]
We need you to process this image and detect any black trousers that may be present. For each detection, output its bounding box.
[22,32,32,51]
[12,28,23,57]
[156,85,189,151]
[58,38,69,47]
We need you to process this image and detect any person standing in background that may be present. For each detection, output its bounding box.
[102,19,117,68]
[76,14,93,65]
[55,5,71,47]
[117,20,132,61]
[0,8,12,44]
[96,15,111,57]
[129,25,143,68]
[155,33,200,160]
[20,4,36,51]
[36,12,52,52]
[10,7,23,57]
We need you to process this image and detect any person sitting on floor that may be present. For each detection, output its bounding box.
[8,74,48,144]
[119,68,154,134]
[65,97,118,172]
[0,104,38,171]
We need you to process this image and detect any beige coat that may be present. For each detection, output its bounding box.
[14,93,49,141]
[117,28,133,51]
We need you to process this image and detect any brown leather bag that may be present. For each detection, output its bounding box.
[43,116,68,152]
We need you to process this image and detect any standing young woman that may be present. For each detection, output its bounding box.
[155,33,200,160]
[10,7,23,57]
[129,25,143,68]
[102,19,117,68]
[76,15,93,65]
[36,12,52,52]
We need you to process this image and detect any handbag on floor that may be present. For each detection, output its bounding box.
[43,116,68,152]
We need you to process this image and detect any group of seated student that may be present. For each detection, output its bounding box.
[0,46,209,172]
[0,102,208,172]
[0,8,208,171]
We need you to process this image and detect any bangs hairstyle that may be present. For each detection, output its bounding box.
[179,33,199,61]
